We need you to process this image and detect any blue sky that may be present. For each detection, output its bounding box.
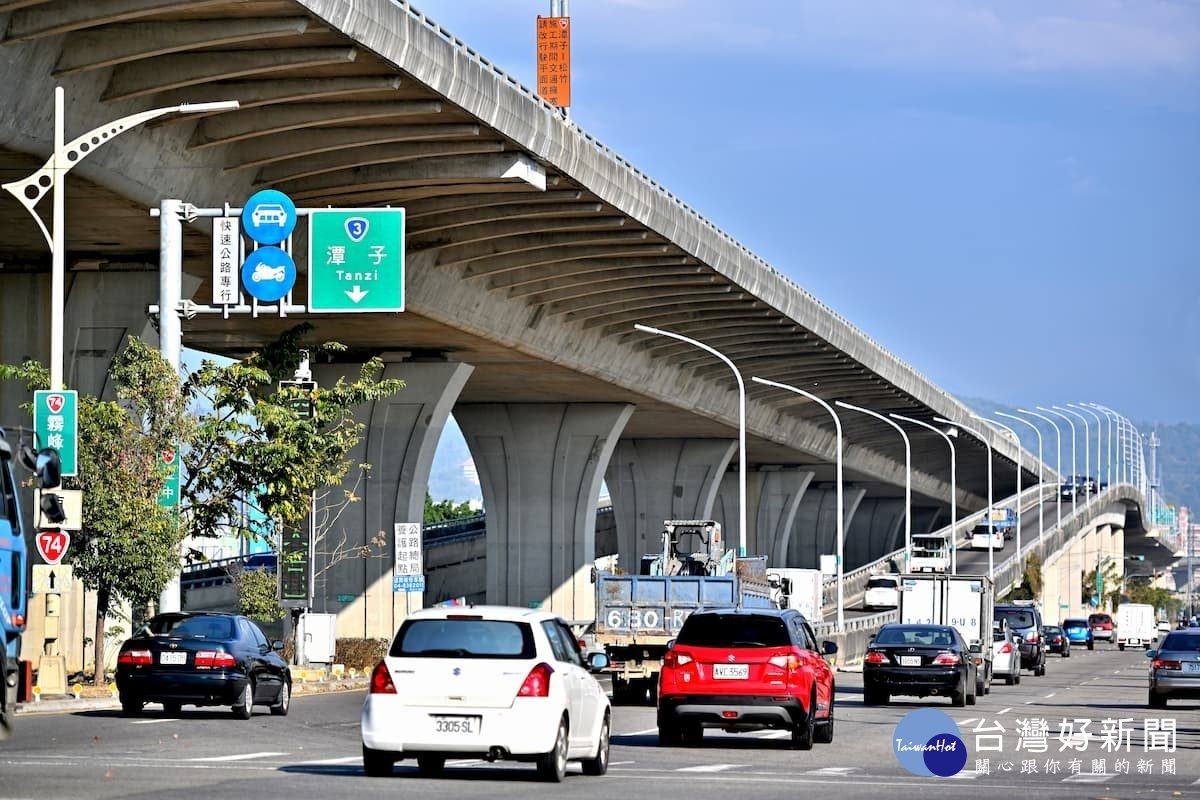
[413,0,1200,424]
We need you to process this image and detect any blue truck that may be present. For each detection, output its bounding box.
[593,520,774,704]
[0,429,30,739]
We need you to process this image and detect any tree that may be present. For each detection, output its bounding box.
[1,338,192,684]
[1005,552,1044,602]
[1082,563,1122,612]
[424,491,477,524]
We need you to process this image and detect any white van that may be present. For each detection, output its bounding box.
[968,523,1004,551]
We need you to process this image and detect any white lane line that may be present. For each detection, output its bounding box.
[297,756,362,765]
[129,718,178,725]
[624,727,659,736]
[1064,773,1118,782]
[186,751,288,762]
[1044,692,1056,698]
[1024,700,1035,704]
[678,764,744,772]
[804,767,858,776]
[996,707,1012,714]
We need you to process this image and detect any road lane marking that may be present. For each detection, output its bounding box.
[184,753,288,762]
[997,707,1012,714]
[129,718,177,725]
[804,767,858,776]
[297,756,362,765]
[1044,692,1056,698]
[678,764,743,772]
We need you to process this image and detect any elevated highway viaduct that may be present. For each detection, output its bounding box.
[0,1,1141,638]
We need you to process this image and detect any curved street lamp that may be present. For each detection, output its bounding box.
[1087,403,1116,488]
[1039,406,1077,518]
[2,87,239,391]
[1019,408,1063,532]
[1070,403,1104,492]
[837,401,911,570]
[751,377,845,632]
[891,414,958,574]
[975,414,1022,559]
[634,324,747,558]
[996,411,1045,553]
[1055,406,1091,505]
[935,417,995,583]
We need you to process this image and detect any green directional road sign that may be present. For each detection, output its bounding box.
[157,445,181,510]
[308,208,405,312]
[34,390,78,477]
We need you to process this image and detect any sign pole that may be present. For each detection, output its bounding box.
[157,199,186,615]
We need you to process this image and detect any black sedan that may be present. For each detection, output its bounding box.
[863,623,978,707]
[1043,625,1070,657]
[115,612,292,719]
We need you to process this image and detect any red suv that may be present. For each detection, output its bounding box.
[1089,613,1114,644]
[657,607,837,749]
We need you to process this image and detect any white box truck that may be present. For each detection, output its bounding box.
[766,567,824,623]
[898,573,995,696]
[1116,603,1157,651]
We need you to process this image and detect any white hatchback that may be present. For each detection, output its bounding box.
[361,605,611,781]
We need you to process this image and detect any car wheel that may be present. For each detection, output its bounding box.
[417,755,445,777]
[162,701,182,716]
[952,677,967,707]
[232,680,254,720]
[814,702,834,744]
[863,687,887,706]
[966,680,977,706]
[1087,641,1094,651]
[582,713,610,775]
[1118,644,1125,652]
[362,744,395,777]
[270,680,290,716]
[1014,671,1020,685]
[791,689,816,750]
[1063,648,1070,658]
[681,721,703,747]
[120,695,143,716]
[1005,672,1015,686]
[536,716,568,782]
[1148,690,1167,709]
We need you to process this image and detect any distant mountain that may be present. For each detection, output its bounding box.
[955,396,1198,514]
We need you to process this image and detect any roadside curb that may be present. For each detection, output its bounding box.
[15,677,369,716]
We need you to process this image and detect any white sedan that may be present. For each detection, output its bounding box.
[361,605,611,781]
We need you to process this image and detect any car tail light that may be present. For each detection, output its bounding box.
[194,650,236,668]
[1025,632,1039,643]
[369,661,396,694]
[662,651,693,668]
[768,652,802,671]
[518,663,554,698]
[1153,659,1182,671]
[932,653,959,666]
[118,649,152,666]
[865,651,887,664]
[997,642,1012,654]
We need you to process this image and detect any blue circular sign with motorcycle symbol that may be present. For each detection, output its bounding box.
[241,246,296,303]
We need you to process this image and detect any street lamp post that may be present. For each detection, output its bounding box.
[1039,407,1077,518]
[891,414,958,574]
[975,415,1022,559]
[935,417,995,583]
[1019,408,1062,531]
[634,324,747,558]
[1089,403,1116,488]
[1,86,239,391]
[751,377,845,631]
[996,411,1045,553]
[1055,406,1091,505]
[836,401,911,570]
[1070,403,1104,492]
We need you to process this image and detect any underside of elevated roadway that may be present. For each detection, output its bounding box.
[0,2,1093,637]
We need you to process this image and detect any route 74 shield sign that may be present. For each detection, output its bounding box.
[35,529,70,565]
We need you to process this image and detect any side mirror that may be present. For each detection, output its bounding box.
[589,652,609,671]
[1145,649,1156,658]
[821,640,838,656]
[665,638,676,650]
[271,639,286,651]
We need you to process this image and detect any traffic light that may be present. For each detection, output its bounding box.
[38,490,66,524]
[19,445,62,488]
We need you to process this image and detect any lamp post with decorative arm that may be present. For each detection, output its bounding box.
[1055,406,1091,505]
[891,414,959,574]
[975,415,1022,559]
[837,401,911,571]
[1039,406,1077,518]
[935,417,995,584]
[751,377,845,632]
[996,411,1046,554]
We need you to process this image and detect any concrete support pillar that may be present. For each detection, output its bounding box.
[312,360,474,640]
[713,468,813,564]
[787,486,866,569]
[605,439,736,570]
[456,403,634,620]
[845,498,905,568]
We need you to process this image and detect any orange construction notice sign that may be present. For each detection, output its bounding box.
[536,16,571,108]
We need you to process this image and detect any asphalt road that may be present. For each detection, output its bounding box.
[1,646,1197,800]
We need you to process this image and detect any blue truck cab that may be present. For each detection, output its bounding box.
[0,428,29,738]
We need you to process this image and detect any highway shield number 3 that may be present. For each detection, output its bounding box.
[36,530,70,565]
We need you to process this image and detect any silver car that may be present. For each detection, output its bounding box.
[1147,630,1200,708]
[991,620,1020,686]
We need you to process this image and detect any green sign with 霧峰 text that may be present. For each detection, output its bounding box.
[307,208,404,312]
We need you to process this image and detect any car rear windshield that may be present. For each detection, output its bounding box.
[996,610,1036,629]
[391,618,536,659]
[676,614,790,648]
[1063,619,1087,629]
[1089,614,1112,624]
[170,616,233,639]
[867,578,898,589]
[1160,633,1200,652]
[874,626,954,646]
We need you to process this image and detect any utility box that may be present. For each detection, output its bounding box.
[296,613,337,665]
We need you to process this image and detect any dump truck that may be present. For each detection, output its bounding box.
[897,572,995,697]
[594,520,774,704]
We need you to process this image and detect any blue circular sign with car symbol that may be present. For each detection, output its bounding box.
[241,246,296,303]
[241,189,297,245]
